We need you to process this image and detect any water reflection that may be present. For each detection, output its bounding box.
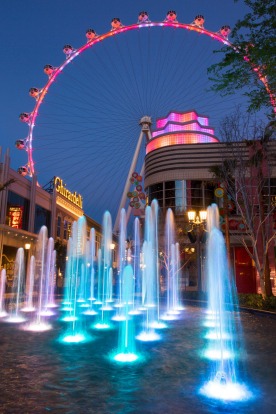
[0,308,275,413]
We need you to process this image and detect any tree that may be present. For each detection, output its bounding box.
[210,108,276,297]
[208,0,276,113]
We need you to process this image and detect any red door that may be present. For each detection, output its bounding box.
[234,247,256,293]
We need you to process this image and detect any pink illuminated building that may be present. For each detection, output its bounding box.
[147,110,218,154]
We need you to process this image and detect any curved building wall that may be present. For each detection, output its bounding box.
[144,126,276,295]
[145,142,226,187]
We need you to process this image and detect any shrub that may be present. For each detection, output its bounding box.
[262,296,276,311]
[238,293,276,311]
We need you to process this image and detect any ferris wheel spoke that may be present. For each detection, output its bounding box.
[16,12,271,222]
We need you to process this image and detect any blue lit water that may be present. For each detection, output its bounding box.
[0,306,275,414]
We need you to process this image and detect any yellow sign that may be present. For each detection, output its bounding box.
[54,177,83,209]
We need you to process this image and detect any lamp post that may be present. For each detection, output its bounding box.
[187,210,207,293]
[24,242,32,289]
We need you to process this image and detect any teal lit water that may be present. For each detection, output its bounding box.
[0,306,275,414]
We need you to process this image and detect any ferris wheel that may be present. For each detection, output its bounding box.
[16,10,273,227]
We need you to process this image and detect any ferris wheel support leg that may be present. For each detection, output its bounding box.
[113,130,144,234]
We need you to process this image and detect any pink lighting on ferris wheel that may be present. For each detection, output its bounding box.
[16,11,276,178]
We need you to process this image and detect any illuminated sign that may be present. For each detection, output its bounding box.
[54,177,83,209]
[8,206,23,229]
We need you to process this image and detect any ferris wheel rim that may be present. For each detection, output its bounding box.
[21,20,234,177]
[20,18,275,179]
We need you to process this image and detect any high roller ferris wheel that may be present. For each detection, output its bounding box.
[16,10,275,229]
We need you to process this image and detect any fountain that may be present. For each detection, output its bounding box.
[0,269,8,317]
[93,211,114,330]
[200,203,252,401]
[82,227,98,316]
[60,217,92,342]
[21,255,36,312]
[136,201,162,341]
[112,209,127,322]
[112,264,139,363]
[23,226,55,331]
[0,202,262,411]
[128,217,142,315]
[162,208,183,320]
[5,247,26,323]
[39,236,57,314]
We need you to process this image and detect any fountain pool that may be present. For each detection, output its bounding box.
[0,306,275,414]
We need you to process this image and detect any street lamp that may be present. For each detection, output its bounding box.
[24,243,31,275]
[187,209,207,293]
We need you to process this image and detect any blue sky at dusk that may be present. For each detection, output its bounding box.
[1,0,265,225]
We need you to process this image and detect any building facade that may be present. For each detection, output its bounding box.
[144,110,276,294]
[0,148,114,291]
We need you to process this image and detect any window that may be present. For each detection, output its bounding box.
[263,178,276,209]
[189,181,217,210]
[164,180,187,213]
[148,180,218,213]
[34,205,51,234]
[64,220,68,240]
[204,182,216,207]
[190,181,202,209]
[95,234,101,256]
[67,221,72,239]
[63,220,72,240]
[148,183,163,206]
[57,216,61,238]
[175,180,187,213]
[149,180,187,213]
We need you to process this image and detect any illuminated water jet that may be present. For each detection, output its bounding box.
[136,331,161,342]
[128,309,141,315]
[163,209,183,318]
[201,204,250,400]
[113,353,139,363]
[23,321,52,332]
[6,248,26,323]
[149,321,167,329]
[112,314,126,321]
[0,270,8,318]
[205,331,230,340]
[61,306,73,312]
[60,333,91,344]
[39,309,56,317]
[82,309,98,316]
[113,265,138,363]
[62,315,78,322]
[204,349,232,360]
[200,380,253,402]
[93,322,112,330]
[5,315,26,324]
[60,218,90,341]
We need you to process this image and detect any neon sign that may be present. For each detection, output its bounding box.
[8,206,24,229]
[54,177,83,209]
